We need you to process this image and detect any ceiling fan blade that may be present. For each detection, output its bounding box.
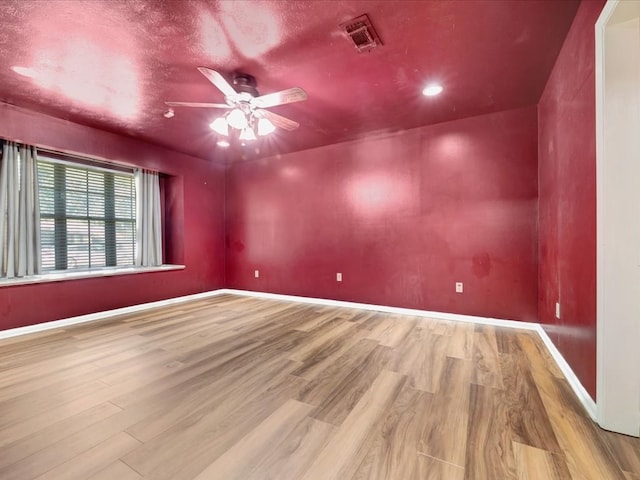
[165,101,231,108]
[256,109,300,131]
[197,67,237,98]
[251,87,308,109]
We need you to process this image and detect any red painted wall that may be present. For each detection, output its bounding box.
[538,0,605,399]
[0,103,225,331]
[226,106,539,321]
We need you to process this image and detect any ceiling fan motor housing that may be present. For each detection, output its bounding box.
[232,73,259,97]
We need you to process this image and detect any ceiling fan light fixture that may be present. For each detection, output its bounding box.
[239,127,257,141]
[227,108,248,129]
[165,68,306,144]
[210,116,229,135]
[257,117,276,136]
[422,84,443,96]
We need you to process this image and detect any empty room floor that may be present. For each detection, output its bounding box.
[0,294,638,480]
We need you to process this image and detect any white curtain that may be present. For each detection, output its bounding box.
[135,169,162,267]
[0,141,41,278]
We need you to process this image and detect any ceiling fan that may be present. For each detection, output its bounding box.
[165,67,307,141]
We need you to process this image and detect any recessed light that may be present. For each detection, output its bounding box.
[422,84,443,96]
[217,140,230,148]
[11,66,37,78]
[163,108,175,118]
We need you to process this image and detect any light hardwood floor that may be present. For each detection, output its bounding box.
[0,294,638,479]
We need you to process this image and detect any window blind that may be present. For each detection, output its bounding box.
[37,157,136,271]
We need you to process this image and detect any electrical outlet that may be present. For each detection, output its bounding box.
[455,282,463,293]
[555,302,561,319]
[254,270,260,278]
[336,272,342,282]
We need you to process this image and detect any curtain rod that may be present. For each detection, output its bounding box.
[1,138,158,174]
[37,148,135,174]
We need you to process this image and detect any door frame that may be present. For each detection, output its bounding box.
[595,0,640,436]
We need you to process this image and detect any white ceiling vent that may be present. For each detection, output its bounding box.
[340,14,382,53]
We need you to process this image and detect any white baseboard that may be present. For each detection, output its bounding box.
[0,286,596,421]
[534,325,598,420]
[219,288,542,330]
[0,289,226,341]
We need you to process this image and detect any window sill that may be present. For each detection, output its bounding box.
[0,264,185,288]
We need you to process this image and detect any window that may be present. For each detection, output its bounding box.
[37,157,136,271]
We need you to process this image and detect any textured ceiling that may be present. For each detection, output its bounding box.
[0,0,580,161]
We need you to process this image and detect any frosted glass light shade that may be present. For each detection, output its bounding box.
[209,117,229,135]
[239,127,257,141]
[227,109,248,129]
[257,117,276,136]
